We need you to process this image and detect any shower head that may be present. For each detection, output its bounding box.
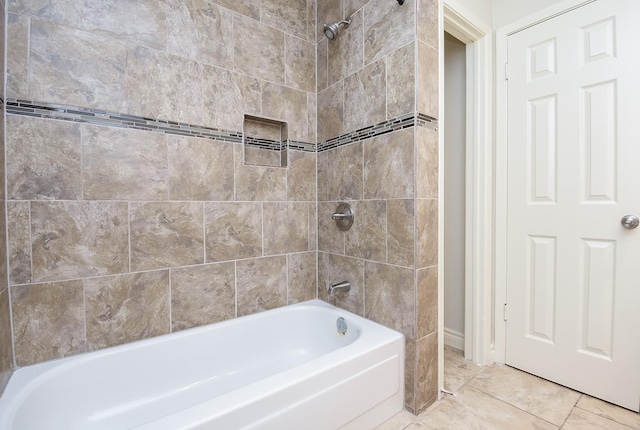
[323,18,352,40]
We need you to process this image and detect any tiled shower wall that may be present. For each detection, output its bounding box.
[316,0,439,414]
[3,0,317,367]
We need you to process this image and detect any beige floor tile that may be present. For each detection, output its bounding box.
[417,385,558,430]
[562,407,633,430]
[443,345,484,392]
[467,365,580,426]
[374,410,418,430]
[575,395,640,429]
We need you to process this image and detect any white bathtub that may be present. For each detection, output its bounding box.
[0,299,404,429]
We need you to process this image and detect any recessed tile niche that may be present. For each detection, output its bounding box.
[243,115,288,168]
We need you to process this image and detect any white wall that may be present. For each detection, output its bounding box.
[493,0,565,28]
[443,33,467,338]
[450,0,493,28]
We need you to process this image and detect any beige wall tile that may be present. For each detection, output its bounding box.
[317,80,344,143]
[345,0,370,16]
[344,58,386,133]
[236,256,287,316]
[11,280,85,366]
[263,0,308,41]
[387,199,415,267]
[6,13,29,99]
[417,41,439,118]
[318,252,364,315]
[82,124,168,201]
[205,202,262,263]
[405,338,416,413]
[364,0,415,64]
[317,38,328,92]
[364,129,414,199]
[417,198,438,268]
[85,270,170,351]
[234,144,287,201]
[0,289,12,392]
[130,202,204,271]
[307,93,317,144]
[417,126,439,198]
[287,252,317,303]
[364,261,415,338]
[31,201,129,282]
[417,0,438,48]
[387,42,416,118]
[316,151,329,201]
[318,201,345,254]
[417,265,437,337]
[306,0,315,42]
[168,136,234,201]
[9,0,81,27]
[345,200,386,262]
[264,202,309,255]
[7,115,81,200]
[170,262,235,331]
[7,201,31,285]
[167,0,233,68]
[81,0,166,50]
[126,45,203,124]
[285,34,316,93]
[209,0,259,20]
[287,150,316,201]
[416,331,438,412]
[30,19,127,111]
[244,147,282,167]
[309,203,318,250]
[262,82,308,141]
[327,142,363,200]
[234,15,285,84]
[327,9,363,86]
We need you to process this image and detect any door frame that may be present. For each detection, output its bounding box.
[494,0,598,363]
[441,1,493,367]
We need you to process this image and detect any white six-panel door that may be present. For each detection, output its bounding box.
[506,0,640,411]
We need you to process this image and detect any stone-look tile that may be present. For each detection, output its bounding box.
[7,201,31,285]
[417,266,438,337]
[364,129,415,199]
[245,147,281,168]
[209,0,259,20]
[170,262,235,331]
[204,202,262,263]
[416,332,438,412]
[236,256,287,317]
[127,45,202,124]
[417,386,557,430]
[9,0,81,27]
[234,15,285,84]
[387,42,416,118]
[318,201,345,254]
[264,202,309,255]
[344,58,386,133]
[30,19,127,111]
[287,150,316,201]
[364,0,415,64]
[308,203,318,251]
[317,151,329,201]
[306,0,315,42]
[317,38,328,92]
[81,0,166,50]
[318,252,364,316]
[418,41,439,119]
[417,198,438,268]
[328,9,364,86]
[345,0,370,16]
[317,0,341,41]
[288,252,317,304]
[326,142,364,200]
[405,338,416,413]
[85,270,170,351]
[202,66,261,132]
[7,115,82,200]
[82,125,168,201]
[0,289,13,393]
[168,136,234,201]
[417,0,438,48]
[346,200,386,262]
[373,410,416,430]
[0,203,7,289]
[308,93,317,144]
[234,144,287,201]
[262,82,308,142]
[31,201,129,282]
[443,345,484,393]
[318,80,344,143]
[285,34,316,92]
[417,127,439,198]
[364,261,415,338]
[387,199,415,267]
[468,365,581,426]
[167,0,233,68]
[576,395,640,429]
[563,407,631,430]
[11,280,85,366]
[130,202,204,272]
[7,13,29,99]
[263,0,307,41]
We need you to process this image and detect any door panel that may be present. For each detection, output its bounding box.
[506,0,640,411]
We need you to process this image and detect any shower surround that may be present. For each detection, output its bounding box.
[0,0,440,415]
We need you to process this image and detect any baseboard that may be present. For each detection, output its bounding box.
[444,328,465,351]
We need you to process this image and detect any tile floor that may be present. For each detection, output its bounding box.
[376,346,640,429]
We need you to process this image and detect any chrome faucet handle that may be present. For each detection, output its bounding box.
[331,202,354,231]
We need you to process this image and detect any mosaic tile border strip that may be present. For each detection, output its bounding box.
[317,112,438,153]
[5,98,318,153]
